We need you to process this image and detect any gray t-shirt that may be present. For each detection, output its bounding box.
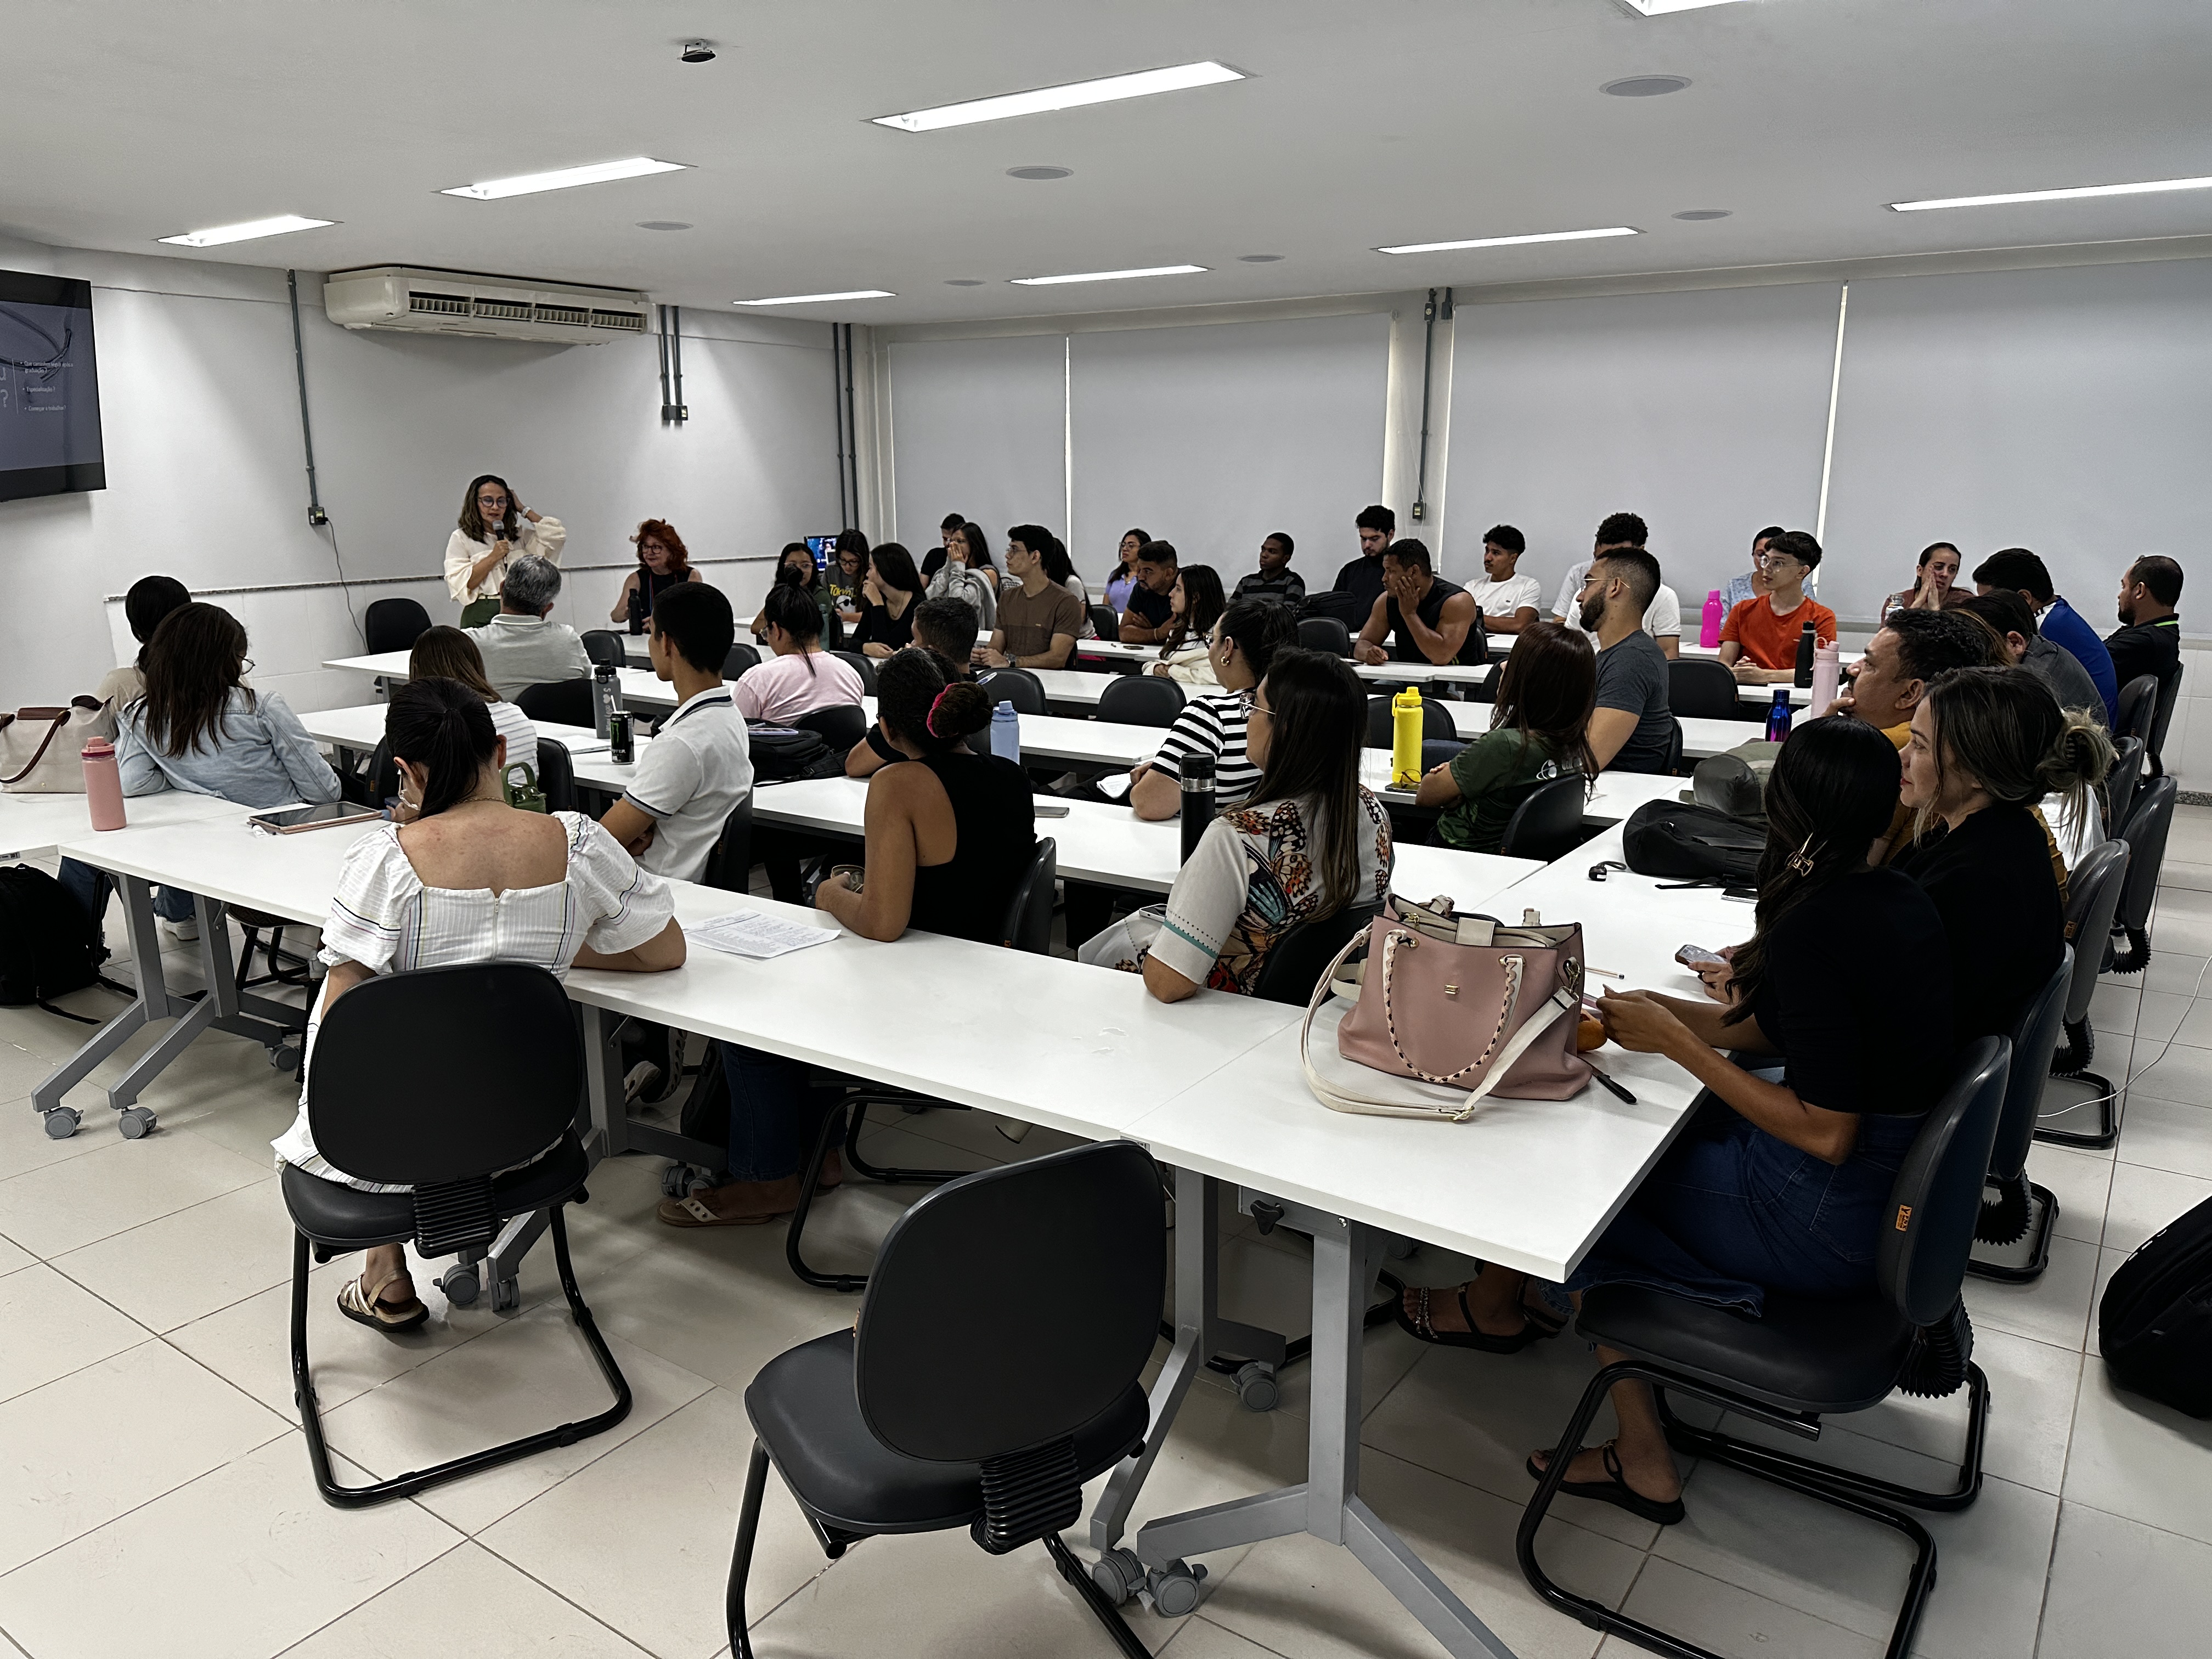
[1594,630,1675,774]
[2023,635,2109,727]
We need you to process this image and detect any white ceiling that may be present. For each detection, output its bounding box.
[5,0,2210,325]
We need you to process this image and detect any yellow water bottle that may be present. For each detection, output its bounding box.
[1391,686,1424,789]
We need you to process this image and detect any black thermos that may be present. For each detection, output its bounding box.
[1793,621,1816,689]
[627,585,647,635]
[1179,752,1216,864]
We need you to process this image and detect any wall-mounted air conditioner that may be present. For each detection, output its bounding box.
[322,266,651,343]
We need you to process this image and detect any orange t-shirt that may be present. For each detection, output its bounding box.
[1720,596,1837,669]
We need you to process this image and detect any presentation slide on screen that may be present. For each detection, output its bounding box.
[0,269,105,501]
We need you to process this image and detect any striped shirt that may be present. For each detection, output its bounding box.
[1149,691,1261,809]
[487,699,538,778]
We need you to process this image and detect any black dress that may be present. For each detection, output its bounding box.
[901,752,1036,942]
[1891,804,2064,1046]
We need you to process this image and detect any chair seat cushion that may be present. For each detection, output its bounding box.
[746,1330,1149,1534]
[280,1136,590,1250]
[1577,1282,1915,1415]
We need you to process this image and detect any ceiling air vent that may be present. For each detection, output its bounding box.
[471,298,533,322]
[408,291,471,317]
[325,267,652,343]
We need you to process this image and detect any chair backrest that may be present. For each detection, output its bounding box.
[580,629,625,669]
[2115,673,2159,748]
[978,667,1047,715]
[1666,656,1740,720]
[855,1140,1165,1462]
[1499,774,1593,862]
[1000,838,1057,953]
[831,650,878,696]
[724,642,761,676]
[1297,617,1353,657]
[2115,776,2177,933]
[1877,1036,2010,1327]
[795,702,868,751]
[2147,660,2182,778]
[2060,840,2129,1023]
[1097,674,1186,728]
[1664,716,1686,777]
[1363,693,1454,748]
[364,597,432,657]
[1251,903,1378,1005]
[2106,736,2144,836]
[306,962,581,1187]
[1986,949,2073,1183]
[517,677,595,729]
[533,736,577,812]
[1088,603,1120,641]
[701,793,754,892]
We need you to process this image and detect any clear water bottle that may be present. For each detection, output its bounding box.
[1765,687,1793,743]
[989,699,1020,764]
[1179,751,1216,864]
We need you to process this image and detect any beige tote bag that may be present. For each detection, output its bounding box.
[0,699,119,793]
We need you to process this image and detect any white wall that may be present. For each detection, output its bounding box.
[0,233,842,714]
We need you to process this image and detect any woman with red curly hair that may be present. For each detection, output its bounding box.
[610,518,700,627]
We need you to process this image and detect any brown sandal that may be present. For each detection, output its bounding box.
[337,1269,428,1335]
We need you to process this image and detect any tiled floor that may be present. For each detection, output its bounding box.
[2,813,2210,1658]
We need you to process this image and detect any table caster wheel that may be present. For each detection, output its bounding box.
[268,1041,301,1074]
[117,1107,157,1139]
[1092,1547,1144,1606]
[660,1163,691,1198]
[1384,1232,1416,1261]
[43,1107,81,1140]
[1234,1361,1279,1413]
[490,1276,521,1313]
[1144,1560,1206,1618]
[440,1264,480,1306]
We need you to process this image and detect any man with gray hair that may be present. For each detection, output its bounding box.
[465,554,591,700]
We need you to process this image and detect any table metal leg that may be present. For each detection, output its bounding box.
[1130,1200,1521,1659]
[582,1005,626,1160]
[31,877,182,1122]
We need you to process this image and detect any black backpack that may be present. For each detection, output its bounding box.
[0,865,104,1011]
[747,724,830,782]
[2099,1194,2212,1417]
[1622,800,1765,887]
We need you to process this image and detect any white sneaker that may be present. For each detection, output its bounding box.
[161,915,200,943]
[623,1063,664,1105]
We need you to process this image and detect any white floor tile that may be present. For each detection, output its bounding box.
[0,1232,31,1279]
[1961,1233,2099,1353]
[2170,995,2212,1053]
[2086,979,2140,1037]
[2137,953,2210,998]
[2131,990,2192,1047]
[1606,1556,1880,1659]
[1158,1618,1297,1658]
[2062,1356,2212,1545]
[280,1540,654,1658]
[50,1179,298,1333]
[2161,860,2212,893]
[0,1130,270,1260]
[2100,1161,2212,1255]
[2112,1092,2212,1182]
[0,1263,150,1404]
[2130,1038,2212,1108]
[2028,1143,2114,1245]
[2038,1503,2212,1659]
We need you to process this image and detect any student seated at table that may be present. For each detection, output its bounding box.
[851,542,928,659]
[1718,530,1836,684]
[1119,648,1392,1001]
[1972,546,2119,726]
[597,583,752,884]
[1827,607,2007,744]
[1550,513,1683,662]
[1130,600,1296,821]
[1577,548,1675,774]
[1466,525,1543,636]
[1895,666,2109,1046]
[827,535,868,630]
[844,600,983,779]
[1353,538,1481,668]
[94,574,190,705]
[976,527,1084,670]
[610,518,699,627]
[409,625,536,776]
[1949,591,2108,725]
[923,522,998,631]
[1232,532,1305,608]
[1398,718,1952,1525]
[1148,564,1227,687]
[1119,540,1180,645]
[2105,554,2183,693]
[1417,620,1595,854]
[749,545,832,640]
[736,581,865,724]
[464,555,592,701]
[661,648,1035,1228]
[1878,540,1963,620]
[276,677,685,1333]
[1105,528,1148,616]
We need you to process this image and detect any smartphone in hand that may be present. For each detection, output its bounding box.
[1674,944,1727,969]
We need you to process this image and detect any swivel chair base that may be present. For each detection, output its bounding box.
[1966,1180,2059,1283]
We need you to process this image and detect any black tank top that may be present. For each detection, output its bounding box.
[902,751,1037,943]
[636,566,691,620]
[1385,575,1481,664]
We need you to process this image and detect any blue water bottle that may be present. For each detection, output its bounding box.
[1764,687,1793,743]
[990,699,1021,764]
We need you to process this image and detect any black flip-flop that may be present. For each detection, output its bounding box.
[1525,1441,1686,1526]
[1391,1279,1556,1355]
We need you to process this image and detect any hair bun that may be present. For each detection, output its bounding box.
[933,680,993,740]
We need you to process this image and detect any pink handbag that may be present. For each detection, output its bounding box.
[1301,894,1590,1120]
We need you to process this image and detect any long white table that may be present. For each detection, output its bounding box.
[324,652,679,711]
[0,787,249,860]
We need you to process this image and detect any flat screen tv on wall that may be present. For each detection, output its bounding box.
[0,269,105,503]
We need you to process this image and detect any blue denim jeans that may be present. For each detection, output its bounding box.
[57,856,198,933]
[718,1042,832,1183]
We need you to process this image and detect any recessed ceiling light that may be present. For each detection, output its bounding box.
[441,157,687,200]
[636,221,693,231]
[1378,227,1639,255]
[1238,253,1285,263]
[873,61,1244,133]
[157,214,335,247]
[944,279,985,286]
[1613,0,1750,15]
[1006,166,1073,180]
[1890,174,2212,212]
[1601,76,1691,97]
[733,289,895,306]
[1010,264,1208,286]
[1672,209,1731,221]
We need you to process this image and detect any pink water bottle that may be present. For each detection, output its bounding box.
[1810,641,1841,714]
[82,738,127,831]
[1699,589,1726,649]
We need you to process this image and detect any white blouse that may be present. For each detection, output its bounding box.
[443,515,567,605]
[273,811,674,1189]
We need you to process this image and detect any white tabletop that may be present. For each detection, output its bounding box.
[0,789,252,861]
[323,654,677,710]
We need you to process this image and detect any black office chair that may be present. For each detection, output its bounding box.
[2147,659,2182,778]
[533,737,578,813]
[363,597,432,657]
[700,795,754,893]
[1088,603,1121,642]
[1664,716,1687,776]
[1519,1038,2010,1659]
[2040,840,2131,1149]
[724,642,761,676]
[1499,775,1595,862]
[786,839,1060,1293]
[517,678,595,729]
[978,667,1047,715]
[2108,775,2176,975]
[281,963,630,1508]
[1967,950,2073,1283]
[1297,617,1353,657]
[1097,674,1185,728]
[1363,694,1454,748]
[2114,673,2159,751]
[728,1141,1161,1659]
[580,630,625,670]
[1666,656,1740,720]
[832,650,878,696]
[795,703,868,752]
[2106,737,2145,841]
[1251,906,1379,1006]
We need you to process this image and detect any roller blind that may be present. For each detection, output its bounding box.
[886,334,1067,555]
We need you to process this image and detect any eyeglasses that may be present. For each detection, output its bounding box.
[1248,702,1273,726]
[1587,860,1628,882]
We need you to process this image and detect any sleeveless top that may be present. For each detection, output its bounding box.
[634,566,693,621]
[1384,576,1480,663]
[901,751,1037,943]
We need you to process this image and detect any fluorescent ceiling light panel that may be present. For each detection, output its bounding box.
[874,61,1243,133]
[1615,0,1752,15]
[1890,174,2212,212]
[734,289,895,306]
[1378,227,1638,254]
[157,214,334,247]
[1010,264,1207,286]
[441,157,687,200]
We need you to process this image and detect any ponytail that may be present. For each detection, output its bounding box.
[2036,706,2117,838]
[387,677,498,816]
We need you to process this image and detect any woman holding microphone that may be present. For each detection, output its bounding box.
[444,475,565,626]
